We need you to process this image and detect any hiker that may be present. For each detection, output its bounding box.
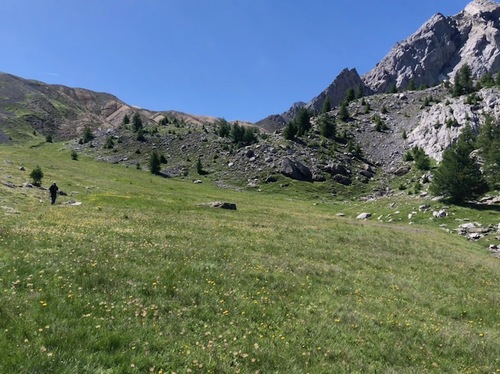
[49,182,59,205]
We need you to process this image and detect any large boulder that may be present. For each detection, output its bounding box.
[280,157,313,182]
[324,162,350,176]
[333,174,352,186]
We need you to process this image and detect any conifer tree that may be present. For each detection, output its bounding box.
[430,127,487,202]
[217,118,231,138]
[322,96,332,114]
[132,112,143,132]
[283,121,297,140]
[338,102,349,122]
[318,114,336,139]
[477,114,500,189]
[295,108,311,136]
[453,64,474,97]
[344,88,355,104]
[148,151,161,175]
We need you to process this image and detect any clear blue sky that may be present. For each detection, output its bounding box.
[1,0,471,122]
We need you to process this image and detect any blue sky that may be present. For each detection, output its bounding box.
[1,0,471,122]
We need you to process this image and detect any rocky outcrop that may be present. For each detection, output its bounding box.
[407,87,500,161]
[253,114,287,132]
[363,0,500,92]
[281,157,313,182]
[308,68,371,113]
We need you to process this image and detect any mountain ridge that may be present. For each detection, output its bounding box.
[257,0,500,130]
[3,0,500,194]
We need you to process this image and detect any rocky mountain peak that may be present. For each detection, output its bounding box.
[362,0,500,93]
[464,0,500,16]
[307,68,369,114]
[258,1,500,129]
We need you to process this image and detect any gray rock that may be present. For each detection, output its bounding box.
[357,213,372,220]
[280,157,313,182]
[333,174,352,186]
[392,166,411,176]
[433,210,448,218]
[245,149,255,158]
[325,162,350,176]
[359,169,375,179]
[200,201,237,210]
[468,232,482,240]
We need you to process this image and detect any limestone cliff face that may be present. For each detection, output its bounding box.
[407,88,500,161]
[363,0,500,92]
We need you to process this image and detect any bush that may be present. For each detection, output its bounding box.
[413,147,431,170]
[104,137,114,149]
[196,157,207,175]
[30,165,44,186]
[82,127,94,143]
[71,150,78,160]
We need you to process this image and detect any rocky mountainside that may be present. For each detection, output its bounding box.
[0,73,221,142]
[3,0,500,197]
[258,0,500,130]
[0,72,127,140]
[363,0,500,93]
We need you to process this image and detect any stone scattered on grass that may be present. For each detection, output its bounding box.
[198,201,237,210]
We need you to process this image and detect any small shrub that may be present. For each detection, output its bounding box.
[82,127,95,143]
[30,165,44,186]
[71,150,78,160]
[104,137,115,149]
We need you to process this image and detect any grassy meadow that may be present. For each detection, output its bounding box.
[1,142,500,373]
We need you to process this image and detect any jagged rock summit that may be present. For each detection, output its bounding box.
[258,0,500,129]
[465,0,499,15]
[363,0,500,92]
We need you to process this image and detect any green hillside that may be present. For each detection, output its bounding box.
[1,142,499,373]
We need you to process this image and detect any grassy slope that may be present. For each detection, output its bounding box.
[1,142,499,373]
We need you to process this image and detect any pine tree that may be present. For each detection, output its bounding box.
[242,127,257,145]
[230,122,245,145]
[338,102,349,122]
[407,79,416,91]
[477,114,500,189]
[344,88,355,104]
[356,83,364,99]
[317,114,336,139]
[430,127,487,202]
[148,151,161,175]
[132,112,143,132]
[82,127,94,143]
[283,121,297,140]
[217,118,231,138]
[453,64,474,97]
[322,96,332,114]
[412,146,431,170]
[196,157,205,175]
[295,108,311,136]
[123,114,130,125]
